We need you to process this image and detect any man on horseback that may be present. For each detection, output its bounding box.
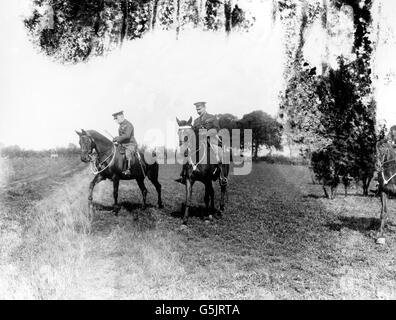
[112,111,137,175]
[175,101,227,184]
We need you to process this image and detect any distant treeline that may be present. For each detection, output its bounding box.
[1,109,287,160]
[0,144,80,158]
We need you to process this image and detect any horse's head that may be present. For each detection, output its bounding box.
[76,129,95,162]
[176,117,194,147]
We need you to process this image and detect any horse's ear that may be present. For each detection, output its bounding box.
[176,117,181,126]
[187,117,193,125]
[75,130,82,136]
[81,129,87,135]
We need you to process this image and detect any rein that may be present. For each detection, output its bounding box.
[377,147,396,185]
[187,142,207,171]
[178,126,207,172]
[86,136,117,175]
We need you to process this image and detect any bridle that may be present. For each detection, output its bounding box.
[178,126,207,172]
[81,134,117,175]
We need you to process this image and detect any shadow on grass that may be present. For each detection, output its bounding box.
[303,194,326,199]
[326,216,380,232]
[94,201,156,213]
[91,201,157,233]
[170,204,221,221]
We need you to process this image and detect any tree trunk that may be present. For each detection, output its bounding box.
[196,0,205,28]
[271,0,278,25]
[152,0,160,30]
[120,0,129,46]
[147,1,153,31]
[295,0,308,63]
[224,0,232,34]
[254,140,259,160]
[321,0,330,75]
[84,0,104,61]
[175,0,181,39]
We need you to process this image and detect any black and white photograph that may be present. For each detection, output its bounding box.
[0,0,396,301]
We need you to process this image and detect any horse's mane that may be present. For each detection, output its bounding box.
[86,130,113,147]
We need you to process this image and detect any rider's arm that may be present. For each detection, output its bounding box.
[205,116,220,137]
[115,123,134,144]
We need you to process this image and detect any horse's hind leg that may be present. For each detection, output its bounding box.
[148,171,163,208]
[137,178,148,210]
[219,182,227,213]
[379,191,388,239]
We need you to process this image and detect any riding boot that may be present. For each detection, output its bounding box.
[218,163,227,186]
[175,167,186,184]
[123,159,132,175]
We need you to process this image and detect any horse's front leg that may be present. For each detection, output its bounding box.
[183,179,192,225]
[147,169,163,209]
[204,183,210,220]
[88,174,105,216]
[208,182,219,220]
[219,181,227,213]
[113,177,120,216]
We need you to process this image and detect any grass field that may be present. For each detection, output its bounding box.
[0,158,395,299]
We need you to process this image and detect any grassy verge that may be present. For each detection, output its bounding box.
[1,161,395,299]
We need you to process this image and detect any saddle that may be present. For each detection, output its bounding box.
[118,144,126,155]
[117,145,133,172]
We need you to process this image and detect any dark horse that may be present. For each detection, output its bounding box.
[375,139,396,243]
[76,129,163,216]
[176,117,229,225]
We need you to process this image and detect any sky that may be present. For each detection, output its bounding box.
[0,0,395,150]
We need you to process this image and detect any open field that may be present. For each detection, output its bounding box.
[1,159,396,299]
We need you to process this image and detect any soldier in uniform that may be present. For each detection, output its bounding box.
[112,111,138,175]
[176,101,226,184]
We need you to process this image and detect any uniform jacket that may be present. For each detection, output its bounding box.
[193,112,220,133]
[115,119,137,145]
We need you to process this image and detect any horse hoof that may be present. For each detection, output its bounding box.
[180,224,188,230]
[376,237,386,245]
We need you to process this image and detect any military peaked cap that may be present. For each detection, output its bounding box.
[194,102,206,107]
[112,111,124,118]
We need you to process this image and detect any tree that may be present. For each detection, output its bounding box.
[279,60,331,160]
[238,111,283,159]
[277,0,378,196]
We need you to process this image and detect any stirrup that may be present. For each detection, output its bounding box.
[220,177,228,186]
[175,177,186,184]
[123,169,131,175]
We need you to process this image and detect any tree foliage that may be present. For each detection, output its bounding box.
[277,0,378,195]
[238,110,283,159]
[24,0,256,64]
